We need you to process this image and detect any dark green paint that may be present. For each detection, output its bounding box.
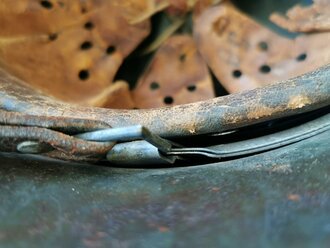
[0,131,329,247]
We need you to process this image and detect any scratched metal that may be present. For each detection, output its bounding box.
[0,131,329,247]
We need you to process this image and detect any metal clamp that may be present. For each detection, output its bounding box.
[9,111,330,166]
[75,125,181,165]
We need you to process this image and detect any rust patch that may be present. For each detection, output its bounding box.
[225,113,243,124]
[287,193,301,202]
[212,17,230,36]
[247,106,282,120]
[287,95,311,109]
[0,125,114,162]
[0,63,329,140]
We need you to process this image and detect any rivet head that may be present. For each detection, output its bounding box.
[17,141,45,154]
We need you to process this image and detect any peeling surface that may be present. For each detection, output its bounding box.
[247,106,283,120]
[288,95,312,109]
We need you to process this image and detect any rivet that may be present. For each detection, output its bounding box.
[17,141,42,154]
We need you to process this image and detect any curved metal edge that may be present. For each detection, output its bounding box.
[0,64,329,138]
[168,112,330,158]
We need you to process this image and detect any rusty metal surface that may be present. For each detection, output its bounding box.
[0,129,329,247]
[0,64,329,138]
[0,110,116,162]
[0,109,111,133]
[0,125,114,162]
[0,0,329,164]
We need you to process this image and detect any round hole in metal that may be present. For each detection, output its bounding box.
[164,96,174,105]
[259,65,271,74]
[80,41,93,50]
[106,46,116,55]
[232,70,242,78]
[40,0,53,9]
[84,22,94,30]
[187,85,197,92]
[150,82,160,90]
[258,41,268,51]
[78,70,90,80]
[296,53,307,62]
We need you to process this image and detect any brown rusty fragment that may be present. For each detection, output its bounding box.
[287,95,312,109]
[193,2,330,93]
[133,35,214,108]
[270,0,330,33]
[246,106,283,120]
[0,109,115,162]
[246,95,313,121]
[0,126,114,162]
[0,0,150,107]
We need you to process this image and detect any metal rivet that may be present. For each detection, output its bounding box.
[17,141,42,154]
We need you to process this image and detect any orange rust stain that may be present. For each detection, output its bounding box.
[287,194,301,202]
[287,95,311,109]
[212,17,230,36]
[226,115,242,124]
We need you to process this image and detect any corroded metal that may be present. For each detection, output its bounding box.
[107,140,177,165]
[0,64,329,139]
[0,109,111,133]
[0,125,114,162]
[0,62,329,163]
